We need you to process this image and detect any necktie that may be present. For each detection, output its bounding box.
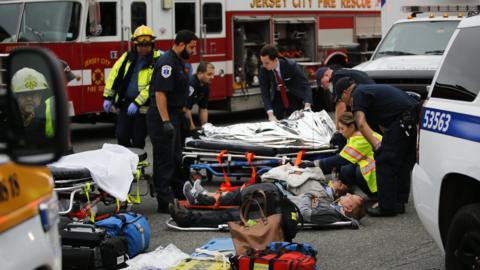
[273,69,289,109]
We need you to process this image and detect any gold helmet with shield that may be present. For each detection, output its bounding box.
[11,67,48,94]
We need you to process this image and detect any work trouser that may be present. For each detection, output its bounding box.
[319,154,350,175]
[374,110,417,210]
[116,100,147,149]
[272,91,304,120]
[340,164,376,198]
[196,188,241,206]
[147,103,186,207]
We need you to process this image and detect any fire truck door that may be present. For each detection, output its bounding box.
[199,0,227,101]
[82,1,124,114]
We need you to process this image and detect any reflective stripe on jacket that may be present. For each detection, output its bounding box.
[104,50,161,113]
[45,97,54,138]
[339,131,382,193]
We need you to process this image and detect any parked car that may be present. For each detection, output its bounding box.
[413,13,480,270]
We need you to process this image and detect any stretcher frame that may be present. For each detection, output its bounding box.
[182,148,338,182]
[165,218,359,231]
[52,154,154,220]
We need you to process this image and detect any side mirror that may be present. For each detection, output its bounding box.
[3,47,70,165]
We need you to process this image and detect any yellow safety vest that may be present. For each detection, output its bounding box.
[339,131,382,193]
[45,97,53,138]
[104,50,161,113]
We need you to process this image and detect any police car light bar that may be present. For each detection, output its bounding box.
[403,5,480,14]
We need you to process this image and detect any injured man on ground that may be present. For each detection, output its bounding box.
[169,179,365,228]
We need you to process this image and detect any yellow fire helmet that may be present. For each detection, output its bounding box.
[132,25,156,43]
[11,67,48,94]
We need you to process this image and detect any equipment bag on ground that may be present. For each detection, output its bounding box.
[60,222,128,269]
[228,190,284,255]
[240,183,301,242]
[266,242,317,261]
[237,249,316,270]
[96,212,151,257]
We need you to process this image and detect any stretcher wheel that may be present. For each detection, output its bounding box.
[48,166,91,180]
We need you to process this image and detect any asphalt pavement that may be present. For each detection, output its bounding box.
[70,110,444,270]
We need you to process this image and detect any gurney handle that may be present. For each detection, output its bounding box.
[58,188,82,215]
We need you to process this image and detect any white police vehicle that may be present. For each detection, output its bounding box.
[412,13,480,270]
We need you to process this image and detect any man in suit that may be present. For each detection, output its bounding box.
[259,45,312,121]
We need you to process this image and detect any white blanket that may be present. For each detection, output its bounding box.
[51,144,139,201]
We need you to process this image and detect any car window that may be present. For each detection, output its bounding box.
[431,27,480,102]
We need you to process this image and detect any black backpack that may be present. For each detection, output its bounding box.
[240,183,302,242]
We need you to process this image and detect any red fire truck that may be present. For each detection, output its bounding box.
[0,0,380,119]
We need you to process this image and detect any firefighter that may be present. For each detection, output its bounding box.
[333,77,419,217]
[185,61,215,136]
[259,44,312,121]
[11,67,54,138]
[103,25,161,149]
[316,67,374,150]
[148,30,198,213]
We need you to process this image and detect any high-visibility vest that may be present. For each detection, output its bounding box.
[45,97,54,138]
[339,131,382,193]
[104,50,161,113]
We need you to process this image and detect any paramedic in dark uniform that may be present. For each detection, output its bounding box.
[333,77,419,217]
[259,44,312,121]
[148,30,198,213]
[185,61,215,134]
[316,67,374,150]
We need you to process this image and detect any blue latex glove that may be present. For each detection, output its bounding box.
[103,100,112,113]
[127,103,138,116]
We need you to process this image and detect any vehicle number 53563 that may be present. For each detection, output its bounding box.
[422,109,451,132]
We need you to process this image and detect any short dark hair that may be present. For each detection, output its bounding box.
[260,44,278,61]
[196,61,214,74]
[333,76,355,102]
[174,30,198,45]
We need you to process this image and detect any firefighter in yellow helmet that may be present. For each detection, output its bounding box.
[103,25,162,149]
[11,67,54,138]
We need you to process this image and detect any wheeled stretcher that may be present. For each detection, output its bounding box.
[49,146,154,221]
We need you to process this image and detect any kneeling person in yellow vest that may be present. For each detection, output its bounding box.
[103,25,162,149]
[301,112,381,198]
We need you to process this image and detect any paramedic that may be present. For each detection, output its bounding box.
[301,112,380,198]
[11,67,54,138]
[103,25,161,149]
[333,77,419,217]
[259,44,312,121]
[316,67,374,149]
[185,61,215,134]
[148,30,198,213]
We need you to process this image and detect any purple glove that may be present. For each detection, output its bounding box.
[103,100,112,113]
[127,103,138,116]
